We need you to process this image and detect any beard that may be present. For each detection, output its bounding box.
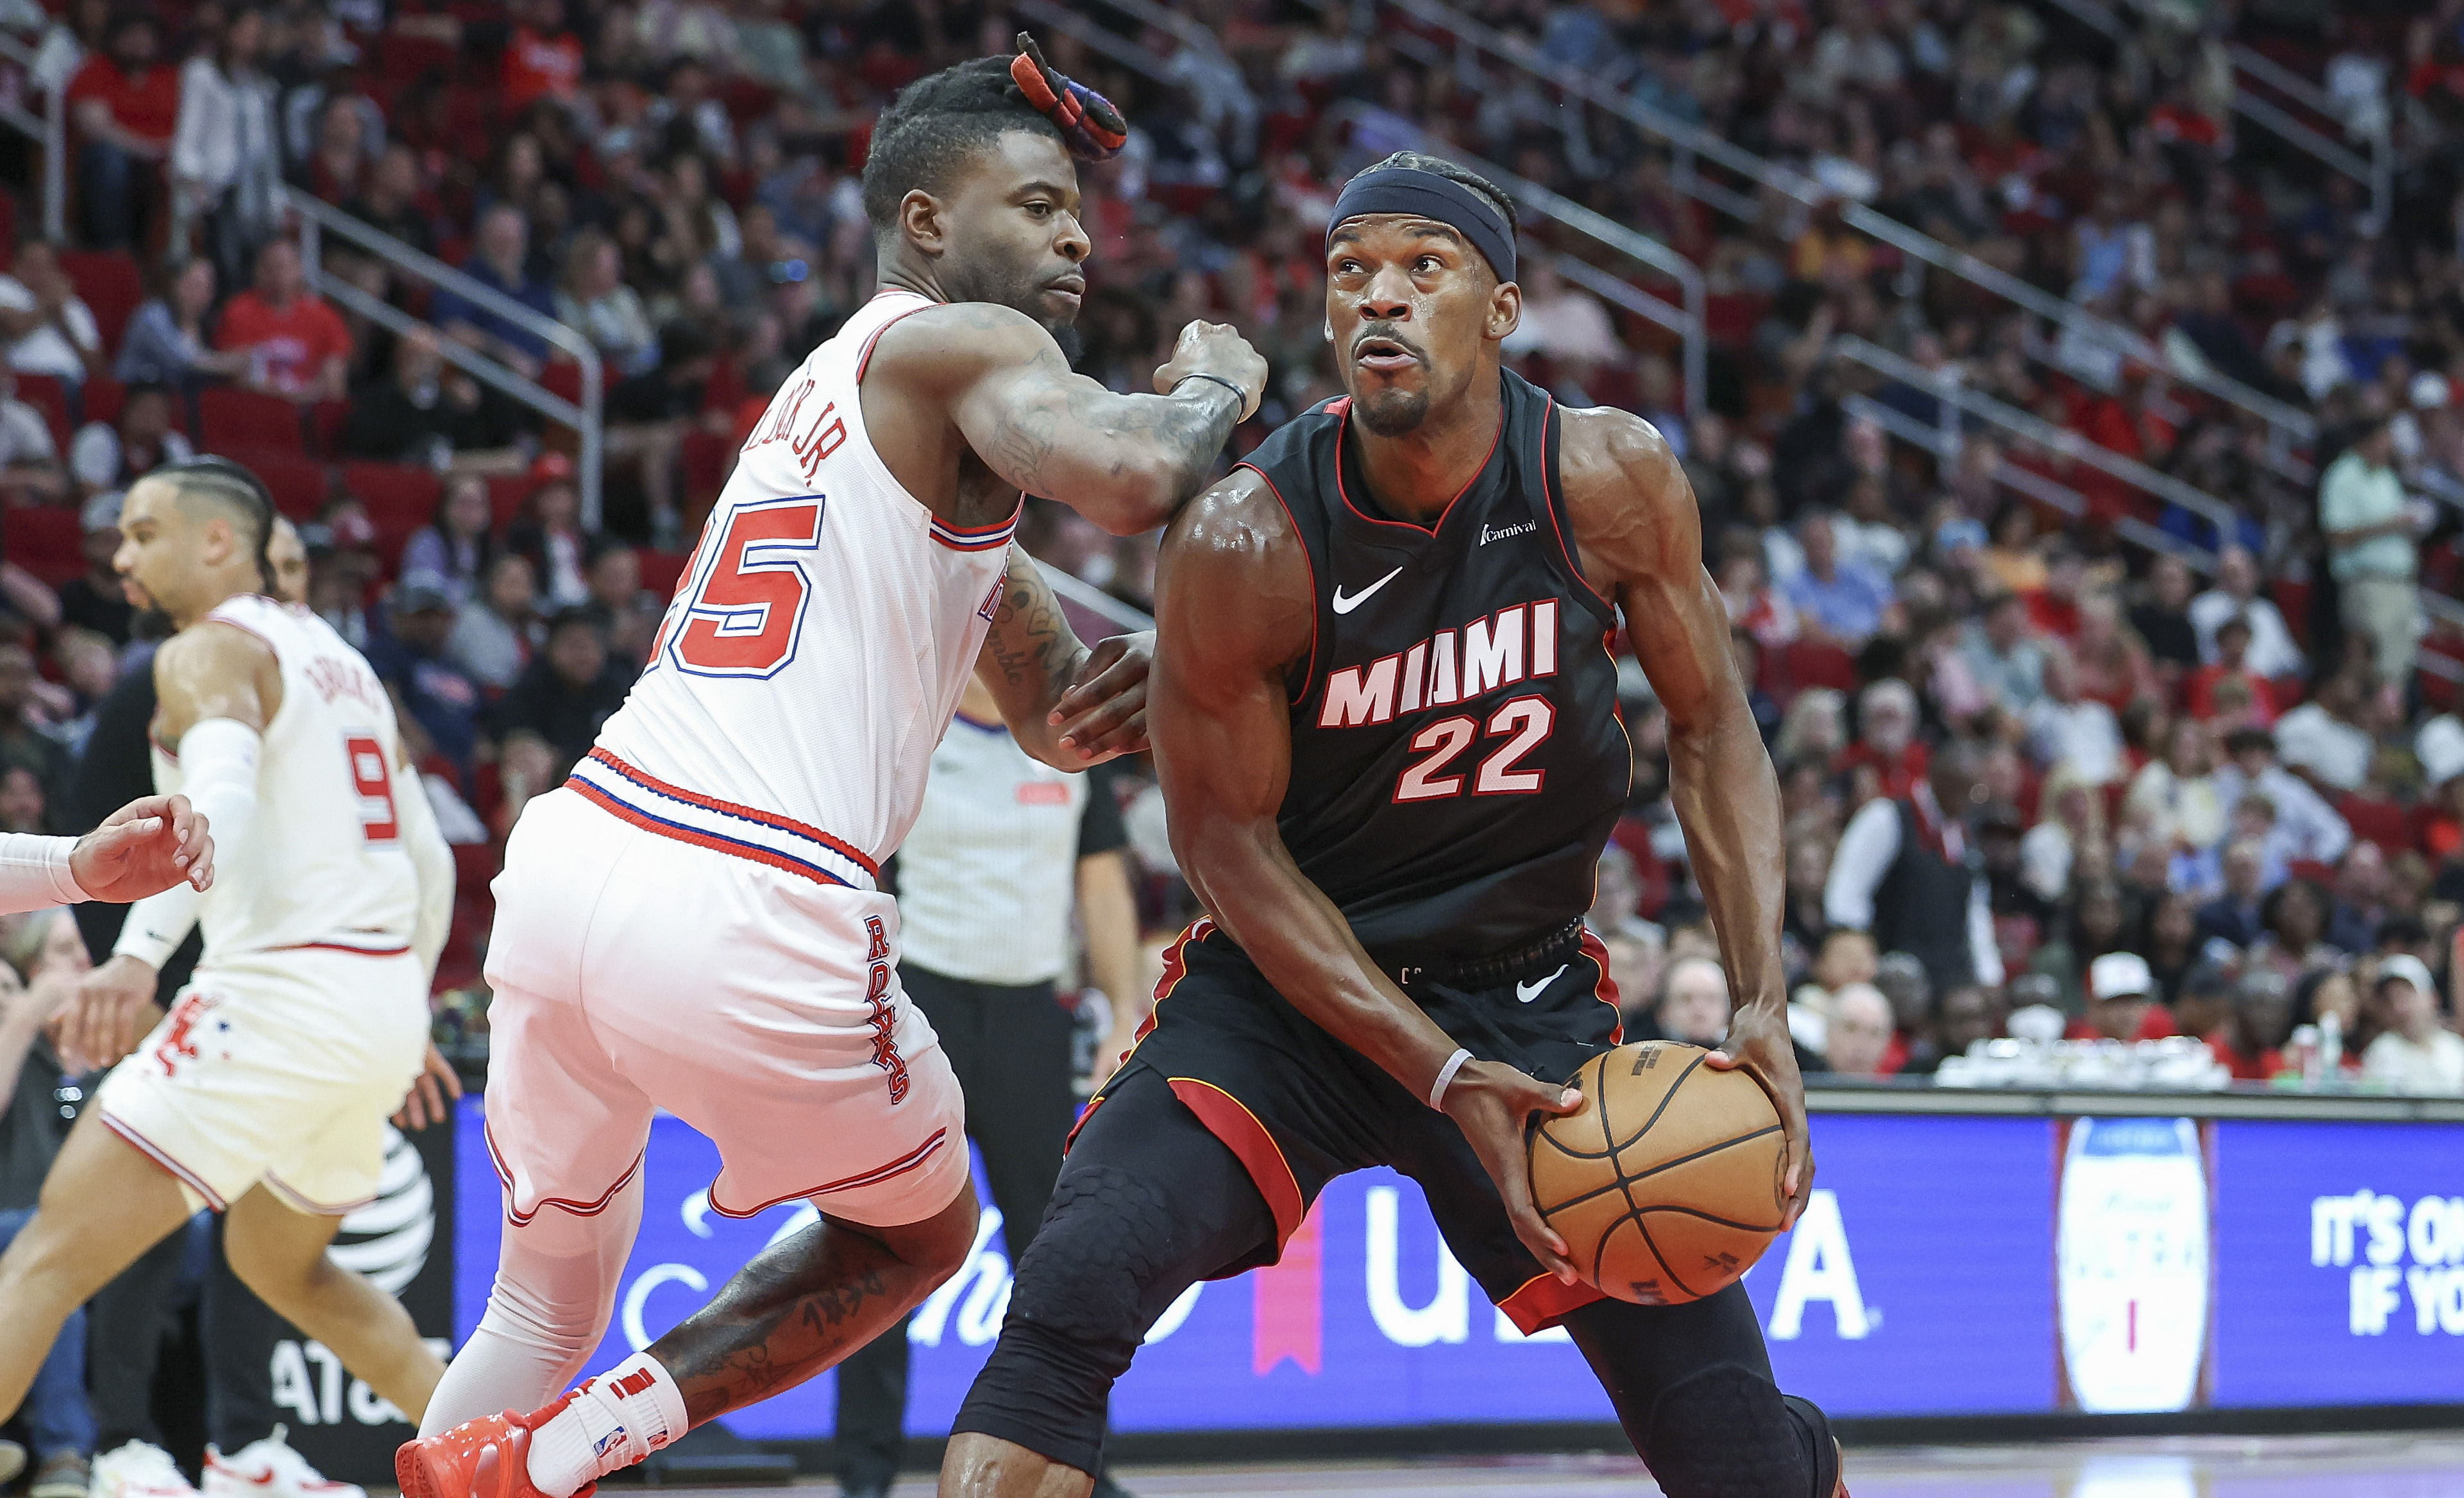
[130,607,175,643]
[1352,385,1431,437]
[954,258,1084,367]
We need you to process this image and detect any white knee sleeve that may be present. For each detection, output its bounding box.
[421,1171,645,1435]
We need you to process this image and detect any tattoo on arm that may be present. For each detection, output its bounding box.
[983,549,1083,698]
[959,312,1240,502]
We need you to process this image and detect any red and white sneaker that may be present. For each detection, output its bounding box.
[204,1427,365,1498]
[394,1396,595,1498]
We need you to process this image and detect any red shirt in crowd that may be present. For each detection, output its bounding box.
[2207,1034,2283,1082]
[503,26,584,110]
[66,57,179,145]
[215,292,351,398]
[2184,661,2277,725]
[1835,739,1930,804]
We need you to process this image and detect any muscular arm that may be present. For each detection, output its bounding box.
[972,544,1149,770]
[872,304,1253,536]
[1152,472,1580,1273]
[1560,408,1811,1225]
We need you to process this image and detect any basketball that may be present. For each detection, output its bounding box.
[1527,1041,1788,1305]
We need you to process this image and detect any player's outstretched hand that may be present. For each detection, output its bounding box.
[1705,1002,1815,1231]
[1442,1059,1587,1284]
[392,1041,463,1131]
[1051,632,1152,764]
[71,793,212,903]
[60,954,163,1073]
[1154,321,1269,423]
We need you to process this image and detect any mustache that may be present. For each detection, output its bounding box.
[1351,322,1425,361]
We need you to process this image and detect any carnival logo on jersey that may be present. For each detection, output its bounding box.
[1318,599,1560,728]
[2314,1188,2464,1336]
[1478,520,1535,545]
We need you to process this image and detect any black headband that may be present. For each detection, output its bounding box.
[1327,167,1515,283]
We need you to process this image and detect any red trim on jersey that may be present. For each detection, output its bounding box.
[101,1111,229,1211]
[854,294,932,383]
[1579,928,1623,1047]
[1232,464,1318,703]
[273,939,412,957]
[1535,394,1617,610]
[1169,1076,1306,1250]
[1329,399,1504,537]
[928,502,1021,552]
[1131,918,1213,1045]
[487,1119,645,1227]
[582,748,881,878]
[570,777,857,889]
[1496,1269,1607,1335]
[706,1128,951,1218]
[263,1172,378,1217]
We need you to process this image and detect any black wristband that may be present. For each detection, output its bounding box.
[1172,372,1248,409]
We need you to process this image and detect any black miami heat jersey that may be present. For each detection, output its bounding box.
[1240,369,1630,966]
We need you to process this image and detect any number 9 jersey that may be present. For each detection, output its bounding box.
[157,593,421,963]
[577,288,1017,889]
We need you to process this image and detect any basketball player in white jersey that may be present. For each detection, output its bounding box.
[400,38,1265,1498]
[0,457,459,1436]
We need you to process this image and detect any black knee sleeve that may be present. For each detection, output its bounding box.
[1641,1364,1834,1498]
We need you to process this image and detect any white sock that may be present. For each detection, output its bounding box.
[524,1352,689,1497]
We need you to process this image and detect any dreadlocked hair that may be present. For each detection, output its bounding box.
[861,56,1063,230]
[153,455,279,594]
[1358,150,1519,234]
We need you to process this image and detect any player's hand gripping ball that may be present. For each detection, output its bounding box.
[1526,1041,1787,1304]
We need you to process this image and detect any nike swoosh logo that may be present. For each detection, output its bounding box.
[1516,964,1568,1004]
[1331,565,1405,614]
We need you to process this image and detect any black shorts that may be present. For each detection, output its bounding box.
[1083,916,1621,1332]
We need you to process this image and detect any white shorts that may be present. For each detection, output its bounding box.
[96,948,430,1215]
[479,786,966,1230]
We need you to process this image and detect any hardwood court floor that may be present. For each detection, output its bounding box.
[811,1432,2464,1496]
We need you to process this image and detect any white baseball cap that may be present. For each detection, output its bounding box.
[2089,951,2155,1002]
[2418,716,2464,789]
[2378,954,2437,1000]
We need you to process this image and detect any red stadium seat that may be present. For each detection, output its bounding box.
[219,446,330,519]
[1778,639,1860,697]
[308,400,350,457]
[639,549,689,600]
[486,474,532,529]
[4,506,82,587]
[10,374,69,450]
[342,461,443,566]
[376,31,459,83]
[2338,795,2417,857]
[56,249,142,355]
[200,386,308,452]
[80,374,124,431]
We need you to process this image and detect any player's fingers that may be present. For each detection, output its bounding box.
[1050,640,1149,725]
[1056,684,1145,756]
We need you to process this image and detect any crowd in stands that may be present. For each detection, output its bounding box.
[0,0,2441,1090]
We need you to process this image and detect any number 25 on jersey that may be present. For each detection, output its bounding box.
[652,496,827,678]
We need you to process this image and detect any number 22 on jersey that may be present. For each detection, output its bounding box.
[651,494,827,678]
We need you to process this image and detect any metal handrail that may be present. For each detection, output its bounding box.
[1352,0,2319,447]
[0,32,67,240]
[1835,335,2245,532]
[1841,348,2464,678]
[277,184,604,526]
[1014,0,1183,85]
[1844,392,2219,575]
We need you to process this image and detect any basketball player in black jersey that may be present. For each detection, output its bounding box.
[940,153,1841,1498]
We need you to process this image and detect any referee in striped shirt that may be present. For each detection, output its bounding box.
[833,675,1141,1498]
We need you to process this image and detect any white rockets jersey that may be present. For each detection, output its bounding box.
[577,289,1017,891]
[153,594,422,963]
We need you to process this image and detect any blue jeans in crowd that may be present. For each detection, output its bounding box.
[77,140,143,250]
[0,1208,96,1458]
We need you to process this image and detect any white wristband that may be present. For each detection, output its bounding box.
[1428,1047,1474,1111]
